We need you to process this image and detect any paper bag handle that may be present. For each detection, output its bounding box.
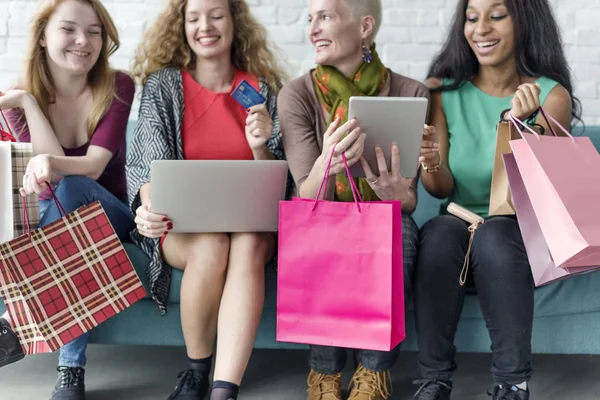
[314,146,363,212]
[509,109,575,143]
[538,108,574,139]
[0,109,17,142]
[20,182,68,237]
[318,147,363,204]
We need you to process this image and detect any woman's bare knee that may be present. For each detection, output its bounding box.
[229,233,269,272]
[163,232,230,272]
[187,232,231,266]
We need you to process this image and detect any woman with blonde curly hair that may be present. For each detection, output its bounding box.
[0,0,134,399]
[127,0,286,399]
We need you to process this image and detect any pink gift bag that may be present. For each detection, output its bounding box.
[509,110,600,269]
[276,150,405,351]
[503,152,595,286]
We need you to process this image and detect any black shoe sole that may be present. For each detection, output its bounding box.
[0,349,25,368]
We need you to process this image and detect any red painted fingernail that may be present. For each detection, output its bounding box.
[162,217,168,221]
[168,224,173,230]
[164,231,169,235]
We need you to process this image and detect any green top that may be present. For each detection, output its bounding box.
[441,76,559,217]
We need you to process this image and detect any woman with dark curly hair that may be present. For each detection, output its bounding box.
[413,0,580,399]
[128,0,287,399]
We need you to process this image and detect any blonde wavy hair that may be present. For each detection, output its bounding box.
[132,0,287,93]
[22,0,120,138]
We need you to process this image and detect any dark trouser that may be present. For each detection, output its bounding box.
[414,215,534,385]
[309,214,419,374]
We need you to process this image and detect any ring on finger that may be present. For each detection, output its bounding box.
[143,225,148,230]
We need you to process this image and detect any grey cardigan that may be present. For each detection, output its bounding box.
[126,67,284,314]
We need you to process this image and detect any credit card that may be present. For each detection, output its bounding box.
[231,79,266,109]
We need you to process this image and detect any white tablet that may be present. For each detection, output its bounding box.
[347,96,428,179]
[151,160,289,232]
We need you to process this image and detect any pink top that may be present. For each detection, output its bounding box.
[6,72,135,201]
[181,69,258,160]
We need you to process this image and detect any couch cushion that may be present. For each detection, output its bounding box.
[124,243,151,295]
[126,239,600,319]
[460,270,600,319]
[573,125,600,149]
[124,243,184,304]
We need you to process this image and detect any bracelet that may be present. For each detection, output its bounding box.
[499,109,512,123]
[421,150,442,173]
[499,109,546,135]
[499,108,539,124]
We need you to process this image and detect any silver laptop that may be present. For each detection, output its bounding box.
[151,160,288,232]
[348,97,428,178]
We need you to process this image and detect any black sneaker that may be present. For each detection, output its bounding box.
[489,384,530,400]
[413,379,452,400]
[50,366,86,400]
[167,369,210,400]
[0,317,24,368]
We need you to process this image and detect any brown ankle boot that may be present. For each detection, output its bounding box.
[347,364,392,400]
[307,370,342,400]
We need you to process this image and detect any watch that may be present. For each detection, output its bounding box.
[421,151,442,173]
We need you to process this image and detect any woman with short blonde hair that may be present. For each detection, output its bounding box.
[279,0,431,398]
[128,0,286,399]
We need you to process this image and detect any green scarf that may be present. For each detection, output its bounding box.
[314,44,388,202]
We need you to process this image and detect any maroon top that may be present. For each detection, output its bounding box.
[6,72,134,201]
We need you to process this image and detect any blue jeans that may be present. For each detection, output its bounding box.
[309,214,419,373]
[39,176,134,368]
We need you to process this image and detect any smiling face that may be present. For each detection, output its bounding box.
[464,0,516,67]
[184,0,234,62]
[41,0,103,75]
[308,0,364,69]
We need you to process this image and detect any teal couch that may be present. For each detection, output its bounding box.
[4,125,600,355]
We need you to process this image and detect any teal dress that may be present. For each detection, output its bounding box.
[441,77,559,218]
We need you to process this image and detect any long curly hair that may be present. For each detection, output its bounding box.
[132,0,286,93]
[22,0,120,138]
[427,0,581,124]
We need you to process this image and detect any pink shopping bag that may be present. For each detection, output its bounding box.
[503,152,595,286]
[508,110,600,268]
[276,150,405,351]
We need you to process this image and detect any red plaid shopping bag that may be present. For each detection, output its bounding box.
[0,192,146,354]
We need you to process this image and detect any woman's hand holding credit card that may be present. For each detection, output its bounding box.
[231,79,267,108]
[232,80,274,151]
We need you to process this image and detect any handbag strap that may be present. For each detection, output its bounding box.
[314,146,363,212]
[459,220,483,286]
[46,184,68,217]
[0,109,17,142]
[20,182,68,237]
[509,110,575,143]
[318,146,363,202]
[538,107,574,138]
[21,195,31,237]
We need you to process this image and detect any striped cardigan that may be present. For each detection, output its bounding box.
[126,67,284,314]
